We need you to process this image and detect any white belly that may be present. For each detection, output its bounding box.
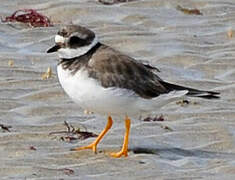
[57,65,143,116]
[57,65,187,117]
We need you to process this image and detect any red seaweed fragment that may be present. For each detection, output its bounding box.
[2,9,53,27]
[143,115,165,122]
[29,146,37,151]
[62,168,74,176]
[0,123,12,132]
[40,167,74,176]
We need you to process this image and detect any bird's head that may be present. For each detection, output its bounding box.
[47,25,97,59]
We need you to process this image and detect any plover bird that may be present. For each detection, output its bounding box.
[47,25,219,158]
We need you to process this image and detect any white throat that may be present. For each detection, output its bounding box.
[56,36,98,59]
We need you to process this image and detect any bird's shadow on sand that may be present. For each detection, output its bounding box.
[130,146,235,160]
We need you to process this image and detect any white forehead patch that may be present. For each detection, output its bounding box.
[55,35,65,43]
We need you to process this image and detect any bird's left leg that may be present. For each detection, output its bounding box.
[110,116,131,158]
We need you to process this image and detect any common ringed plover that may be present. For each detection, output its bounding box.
[47,25,220,158]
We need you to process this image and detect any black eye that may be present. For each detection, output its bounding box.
[59,29,68,37]
[69,36,87,48]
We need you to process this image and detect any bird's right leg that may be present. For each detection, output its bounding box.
[71,116,113,153]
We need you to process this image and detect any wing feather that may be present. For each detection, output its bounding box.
[87,45,168,99]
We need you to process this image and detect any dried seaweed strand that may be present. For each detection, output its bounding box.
[177,5,203,15]
[98,0,136,5]
[49,121,97,141]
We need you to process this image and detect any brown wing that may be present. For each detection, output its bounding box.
[87,45,169,99]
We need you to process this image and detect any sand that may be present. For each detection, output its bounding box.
[0,0,235,179]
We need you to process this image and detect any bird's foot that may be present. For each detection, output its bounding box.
[71,143,97,154]
[110,149,128,158]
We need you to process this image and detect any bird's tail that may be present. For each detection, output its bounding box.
[160,81,220,99]
[137,90,188,114]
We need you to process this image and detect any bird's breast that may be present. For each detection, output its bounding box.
[57,64,94,106]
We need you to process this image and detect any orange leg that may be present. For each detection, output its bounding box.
[71,116,113,153]
[110,116,131,158]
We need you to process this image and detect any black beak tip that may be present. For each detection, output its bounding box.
[46,48,52,53]
[47,45,60,53]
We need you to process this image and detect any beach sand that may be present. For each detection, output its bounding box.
[0,0,235,179]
